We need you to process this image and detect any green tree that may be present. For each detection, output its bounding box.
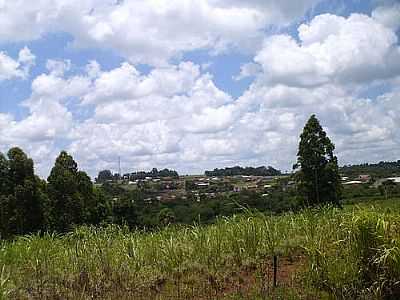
[0,153,10,237]
[89,187,112,225]
[294,115,342,206]
[0,153,10,195]
[379,179,396,200]
[96,169,113,183]
[0,148,44,237]
[48,151,90,231]
[47,151,110,231]
[158,208,176,226]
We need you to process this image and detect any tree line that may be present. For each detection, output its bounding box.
[1,115,344,238]
[340,160,400,178]
[96,168,179,183]
[0,149,110,238]
[205,166,281,177]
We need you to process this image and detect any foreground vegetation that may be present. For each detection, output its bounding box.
[1,199,399,299]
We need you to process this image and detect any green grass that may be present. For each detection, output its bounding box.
[1,199,399,299]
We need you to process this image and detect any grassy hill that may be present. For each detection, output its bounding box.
[1,199,400,299]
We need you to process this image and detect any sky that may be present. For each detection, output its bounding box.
[0,0,400,178]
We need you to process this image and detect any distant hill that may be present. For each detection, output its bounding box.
[340,160,400,178]
[205,165,281,177]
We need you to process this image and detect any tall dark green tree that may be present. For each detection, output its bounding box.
[77,170,109,224]
[48,151,87,231]
[294,115,342,206]
[0,152,10,237]
[0,148,44,237]
[47,151,111,231]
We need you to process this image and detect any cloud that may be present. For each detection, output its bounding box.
[0,59,90,175]
[0,47,35,81]
[184,105,238,133]
[1,10,400,178]
[68,60,239,174]
[82,62,201,105]
[254,13,400,87]
[228,82,400,168]
[0,0,94,42]
[372,2,400,30]
[0,0,321,65]
[141,12,400,174]
[234,62,262,80]
[0,58,239,176]
[224,12,400,168]
[214,0,321,24]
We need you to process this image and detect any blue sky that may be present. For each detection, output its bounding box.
[0,0,399,178]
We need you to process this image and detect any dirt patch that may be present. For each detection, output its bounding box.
[13,255,307,300]
[216,254,306,298]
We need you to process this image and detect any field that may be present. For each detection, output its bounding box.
[1,199,400,299]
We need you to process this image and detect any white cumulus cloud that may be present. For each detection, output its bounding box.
[1,9,400,177]
[0,0,322,65]
[254,13,400,87]
[0,47,35,81]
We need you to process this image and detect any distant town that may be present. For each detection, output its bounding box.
[94,161,400,203]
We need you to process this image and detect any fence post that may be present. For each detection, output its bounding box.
[273,255,278,288]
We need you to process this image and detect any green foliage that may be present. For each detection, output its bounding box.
[158,208,176,226]
[379,179,399,200]
[123,168,179,181]
[95,169,113,183]
[298,204,400,299]
[340,160,400,178]
[0,148,45,238]
[0,266,11,300]
[1,199,399,299]
[342,185,381,201]
[47,151,84,231]
[1,145,399,298]
[205,165,281,177]
[47,151,109,232]
[294,115,342,206]
[95,184,301,230]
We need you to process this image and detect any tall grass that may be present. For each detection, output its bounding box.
[0,199,399,299]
